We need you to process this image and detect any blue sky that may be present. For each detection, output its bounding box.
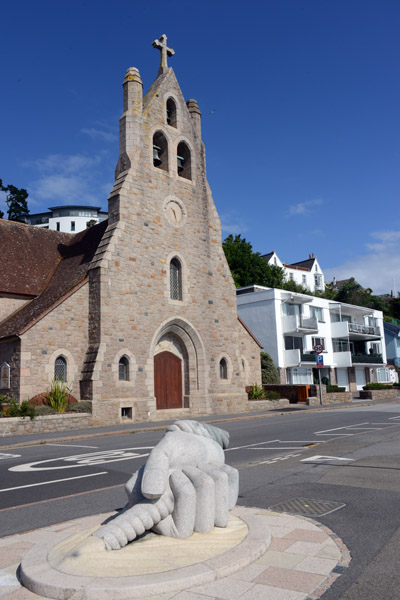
[1,0,399,294]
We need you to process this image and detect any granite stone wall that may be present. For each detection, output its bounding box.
[18,283,89,401]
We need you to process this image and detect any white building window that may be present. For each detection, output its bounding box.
[312,337,325,350]
[290,368,312,384]
[302,274,307,285]
[310,306,323,321]
[376,367,390,383]
[71,221,75,231]
[285,336,303,351]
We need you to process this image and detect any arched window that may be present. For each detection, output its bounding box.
[54,356,67,381]
[119,356,129,381]
[177,142,191,180]
[153,131,168,171]
[166,98,177,127]
[219,358,228,380]
[170,257,182,300]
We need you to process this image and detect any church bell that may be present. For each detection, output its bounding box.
[177,155,185,173]
[153,145,162,166]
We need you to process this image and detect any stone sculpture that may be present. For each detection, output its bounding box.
[93,420,239,550]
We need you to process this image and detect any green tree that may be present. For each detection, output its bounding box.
[335,278,386,312]
[261,352,280,384]
[223,234,285,288]
[0,179,30,222]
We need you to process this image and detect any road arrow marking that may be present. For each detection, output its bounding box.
[301,455,354,463]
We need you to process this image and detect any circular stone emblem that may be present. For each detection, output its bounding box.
[163,197,186,227]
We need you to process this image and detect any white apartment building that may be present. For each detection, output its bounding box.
[25,205,107,233]
[237,285,389,391]
[262,251,325,292]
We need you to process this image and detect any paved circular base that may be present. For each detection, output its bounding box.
[20,506,271,599]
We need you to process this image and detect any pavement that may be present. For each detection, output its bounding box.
[0,506,350,600]
[2,395,400,451]
[1,397,398,599]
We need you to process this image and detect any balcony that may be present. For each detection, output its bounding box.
[285,349,301,367]
[300,352,317,362]
[333,351,352,368]
[333,351,383,367]
[283,315,319,334]
[351,353,383,364]
[330,321,381,341]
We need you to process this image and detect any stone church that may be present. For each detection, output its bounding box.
[0,36,261,424]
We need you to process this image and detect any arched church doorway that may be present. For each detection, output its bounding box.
[150,317,207,411]
[154,351,182,409]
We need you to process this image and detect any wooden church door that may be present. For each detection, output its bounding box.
[154,351,183,409]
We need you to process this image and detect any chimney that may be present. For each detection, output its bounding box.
[312,253,315,259]
[309,254,311,259]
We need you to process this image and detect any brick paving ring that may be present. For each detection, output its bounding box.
[19,506,271,600]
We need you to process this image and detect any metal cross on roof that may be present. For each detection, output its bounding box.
[152,34,175,75]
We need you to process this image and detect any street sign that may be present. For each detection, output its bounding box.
[316,354,324,368]
[314,344,323,354]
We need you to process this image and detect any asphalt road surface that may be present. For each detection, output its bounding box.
[2,403,400,599]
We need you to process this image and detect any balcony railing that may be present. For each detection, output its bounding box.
[351,353,383,364]
[283,315,318,334]
[348,323,380,336]
[331,320,381,340]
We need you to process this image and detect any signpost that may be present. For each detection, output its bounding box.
[313,345,324,405]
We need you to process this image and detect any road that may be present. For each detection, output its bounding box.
[2,403,400,598]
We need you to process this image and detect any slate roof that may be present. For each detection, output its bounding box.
[384,322,400,337]
[288,257,316,270]
[0,220,108,339]
[261,252,274,262]
[0,220,73,296]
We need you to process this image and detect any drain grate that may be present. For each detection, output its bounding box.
[268,497,346,517]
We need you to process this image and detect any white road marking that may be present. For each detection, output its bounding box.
[248,447,309,451]
[253,453,302,466]
[226,440,279,452]
[316,422,370,434]
[0,471,108,493]
[389,416,400,420]
[9,447,153,472]
[46,444,98,448]
[277,440,326,443]
[301,455,354,463]
[0,453,21,460]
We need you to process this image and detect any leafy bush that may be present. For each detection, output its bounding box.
[35,405,57,416]
[261,352,280,384]
[67,401,92,413]
[363,383,393,390]
[48,379,71,413]
[5,398,36,420]
[248,384,266,400]
[326,385,346,393]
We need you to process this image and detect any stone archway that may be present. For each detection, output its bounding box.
[149,317,207,411]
